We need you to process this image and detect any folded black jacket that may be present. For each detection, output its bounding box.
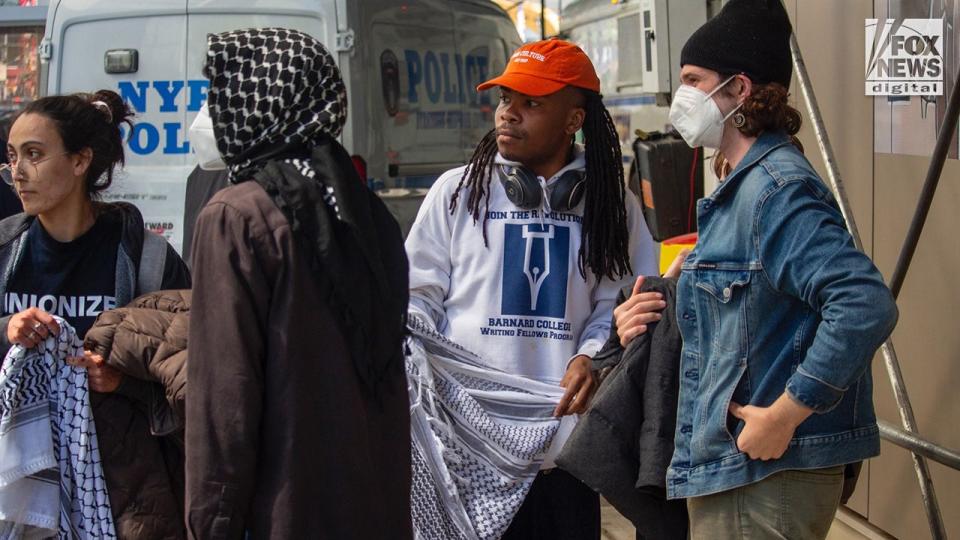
[557,276,688,540]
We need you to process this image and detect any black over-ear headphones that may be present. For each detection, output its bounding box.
[498,165,586,212]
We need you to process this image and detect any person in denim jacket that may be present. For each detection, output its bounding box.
[616,1,898,538]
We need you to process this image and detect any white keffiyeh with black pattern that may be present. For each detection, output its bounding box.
[203,27,348,182]
[406,317,564,540]
[0,319,115,539]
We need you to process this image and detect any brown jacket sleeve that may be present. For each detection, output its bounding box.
[185,195,277,540]
[85,290,191,434]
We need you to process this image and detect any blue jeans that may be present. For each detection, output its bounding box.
[687,466,844,540]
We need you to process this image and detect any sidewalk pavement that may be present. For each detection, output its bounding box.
[601,499,634,540]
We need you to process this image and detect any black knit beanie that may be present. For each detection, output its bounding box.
[680,0,793,87]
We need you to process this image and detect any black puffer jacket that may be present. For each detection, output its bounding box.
[84,290,191,540]
[557,276,688,540]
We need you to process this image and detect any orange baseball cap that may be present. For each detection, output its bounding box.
[477,38,601,96]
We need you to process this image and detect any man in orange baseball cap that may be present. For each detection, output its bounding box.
[477,38,602,95]
[405,39,657,540]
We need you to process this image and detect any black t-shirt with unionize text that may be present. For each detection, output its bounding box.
[4,213,122,337]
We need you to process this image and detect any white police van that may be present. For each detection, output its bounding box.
[40,0,521,250]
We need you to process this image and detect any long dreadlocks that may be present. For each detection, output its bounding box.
[448,90,633,281]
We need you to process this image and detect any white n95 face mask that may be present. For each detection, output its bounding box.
[188,103,227,171]
[668,75,742,149]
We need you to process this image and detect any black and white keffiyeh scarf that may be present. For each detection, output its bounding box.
[0,319,115,539]
[202,28,408,394]
[204,27,347,181]
[406,317,564,540]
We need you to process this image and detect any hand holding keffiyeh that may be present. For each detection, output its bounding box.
[0,318,115,539]
[407,317,564,540]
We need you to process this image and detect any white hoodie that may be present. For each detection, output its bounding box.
[407,146,656,382]
[406,147,657,466]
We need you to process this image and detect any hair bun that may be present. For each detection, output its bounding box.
[91,89,134,128]
[90,100,113,123]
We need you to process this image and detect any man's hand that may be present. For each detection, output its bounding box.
[67,351,123,393]
[554,355,596,417]
[663,248,691,279]
[7,308,60,349]
[729,393,814,460]
[614,276,666,347]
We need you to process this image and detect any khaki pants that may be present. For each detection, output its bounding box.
[687,466,845,540]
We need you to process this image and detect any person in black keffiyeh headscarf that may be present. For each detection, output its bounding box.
[203,27,348,180]
[200,27,406,392]
[185,28,412,539]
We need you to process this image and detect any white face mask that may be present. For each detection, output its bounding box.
[668,75,743,149]
[188,102,227,171]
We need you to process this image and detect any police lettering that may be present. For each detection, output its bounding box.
[405,49,491,106]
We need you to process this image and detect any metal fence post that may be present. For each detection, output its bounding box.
[888,70,960,299]
[788,30,949,539]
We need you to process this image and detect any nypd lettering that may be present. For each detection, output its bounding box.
[118,79,209,156]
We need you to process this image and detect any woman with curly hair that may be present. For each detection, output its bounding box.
[615,1,898,538]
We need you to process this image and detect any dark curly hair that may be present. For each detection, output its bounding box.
[20,89,134,196]
[713,79,804,178]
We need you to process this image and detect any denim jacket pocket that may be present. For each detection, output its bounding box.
[691,360,747,465]
[695,269,751,356]
[688,268,752,465]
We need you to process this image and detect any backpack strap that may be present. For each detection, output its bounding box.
[137,230,168,295]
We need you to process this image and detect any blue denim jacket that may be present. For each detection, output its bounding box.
[666,131,898,499]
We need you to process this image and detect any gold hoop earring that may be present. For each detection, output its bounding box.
[733,112,746,128]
